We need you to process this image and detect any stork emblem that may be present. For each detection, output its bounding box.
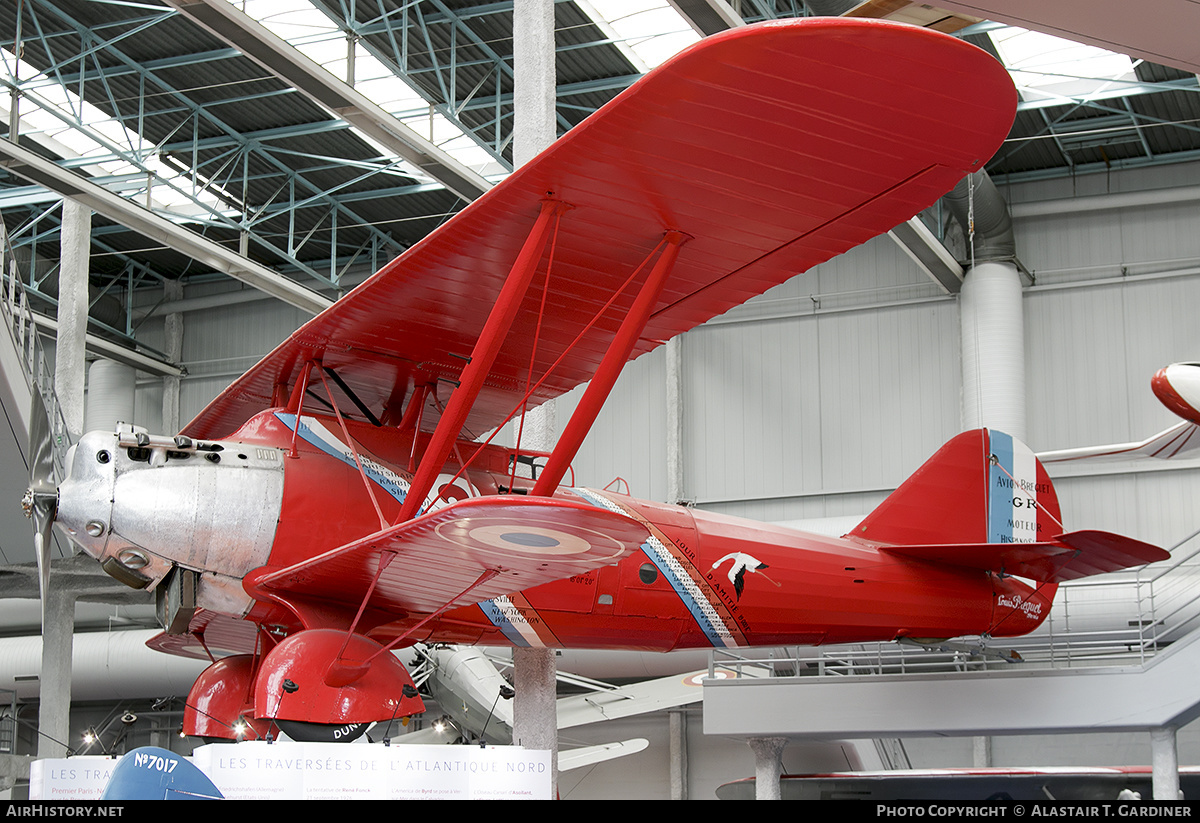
[711,552,779,600]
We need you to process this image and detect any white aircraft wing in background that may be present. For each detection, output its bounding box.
[1038,363,1200,465]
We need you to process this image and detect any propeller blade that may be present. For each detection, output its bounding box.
[31,503,53,617]
[24,388,59,629]
[28,388,56,495]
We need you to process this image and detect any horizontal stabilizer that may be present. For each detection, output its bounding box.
[886,530,1168,583]
[247,495,649,615]
[1037,421,1200,464]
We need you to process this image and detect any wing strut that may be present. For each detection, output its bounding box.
[285,362,315,458]
[399,383,433,472]
[394,199,568,523]
[314,366,389,530]
[532,231,687,496]
[325,568,501,687]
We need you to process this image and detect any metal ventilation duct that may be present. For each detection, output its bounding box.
[84,359,136,435]
[950,171,1025,440]
[944,170,1016,263]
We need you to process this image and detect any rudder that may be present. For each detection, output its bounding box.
[851,429,1063,547]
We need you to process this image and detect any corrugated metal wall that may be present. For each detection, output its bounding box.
[568,158,1200,550]
[137,159,1200,550]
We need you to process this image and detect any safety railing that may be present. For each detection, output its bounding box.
[0,220,73,478]
[0,688,15,754]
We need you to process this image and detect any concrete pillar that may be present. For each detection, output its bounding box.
[1151,726,1182,800]
[960,260,1026,441]
[510,0,558,455]
[37,588,75,759]
[669,709,688,800]
[972,735,992,768]
[55,199,90,441]
[748,736,787,800]
[513,0,556,168]
[8,87,18,142]
[162,279,184,433]
[519,402,556,454]
[83,360,135,434]
[666,336,684,503]
[510,0,560,797]
[511,646,557,797]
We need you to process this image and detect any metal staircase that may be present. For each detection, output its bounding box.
[0,221,72,473]
[0,689,15,755]
[0,218,72,566]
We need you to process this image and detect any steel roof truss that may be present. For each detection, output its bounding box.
[15,0,412,286]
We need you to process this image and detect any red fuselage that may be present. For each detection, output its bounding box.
[229,411,1052,653]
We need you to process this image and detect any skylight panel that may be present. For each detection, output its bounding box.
[577,0,700,69]
[351,51,428,114]
[237,0,338,47]
[222,0,503,178]
[990,26,1138,102]
[217,0,701,177]
[4,46,242,221]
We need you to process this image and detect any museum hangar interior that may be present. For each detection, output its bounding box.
[1,0,1200,801]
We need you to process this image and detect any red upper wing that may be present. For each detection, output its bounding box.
[183,18,1016,440]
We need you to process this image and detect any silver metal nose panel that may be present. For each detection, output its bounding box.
[57,429,285,604]
[55,430,119,559]
[109,446,284,580]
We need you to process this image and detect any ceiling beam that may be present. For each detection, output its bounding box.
[0,137,333,316]
[162,0,492,204]
[888,218,965,294]
[30,314,183,378]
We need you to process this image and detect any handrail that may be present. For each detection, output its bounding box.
[0,688,15,755]
[0,220,73,479]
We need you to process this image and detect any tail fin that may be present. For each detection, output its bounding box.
[853,429,1061,547]
[851,429,1168,583]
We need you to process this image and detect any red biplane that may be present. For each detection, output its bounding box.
[31,19,1167,741]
